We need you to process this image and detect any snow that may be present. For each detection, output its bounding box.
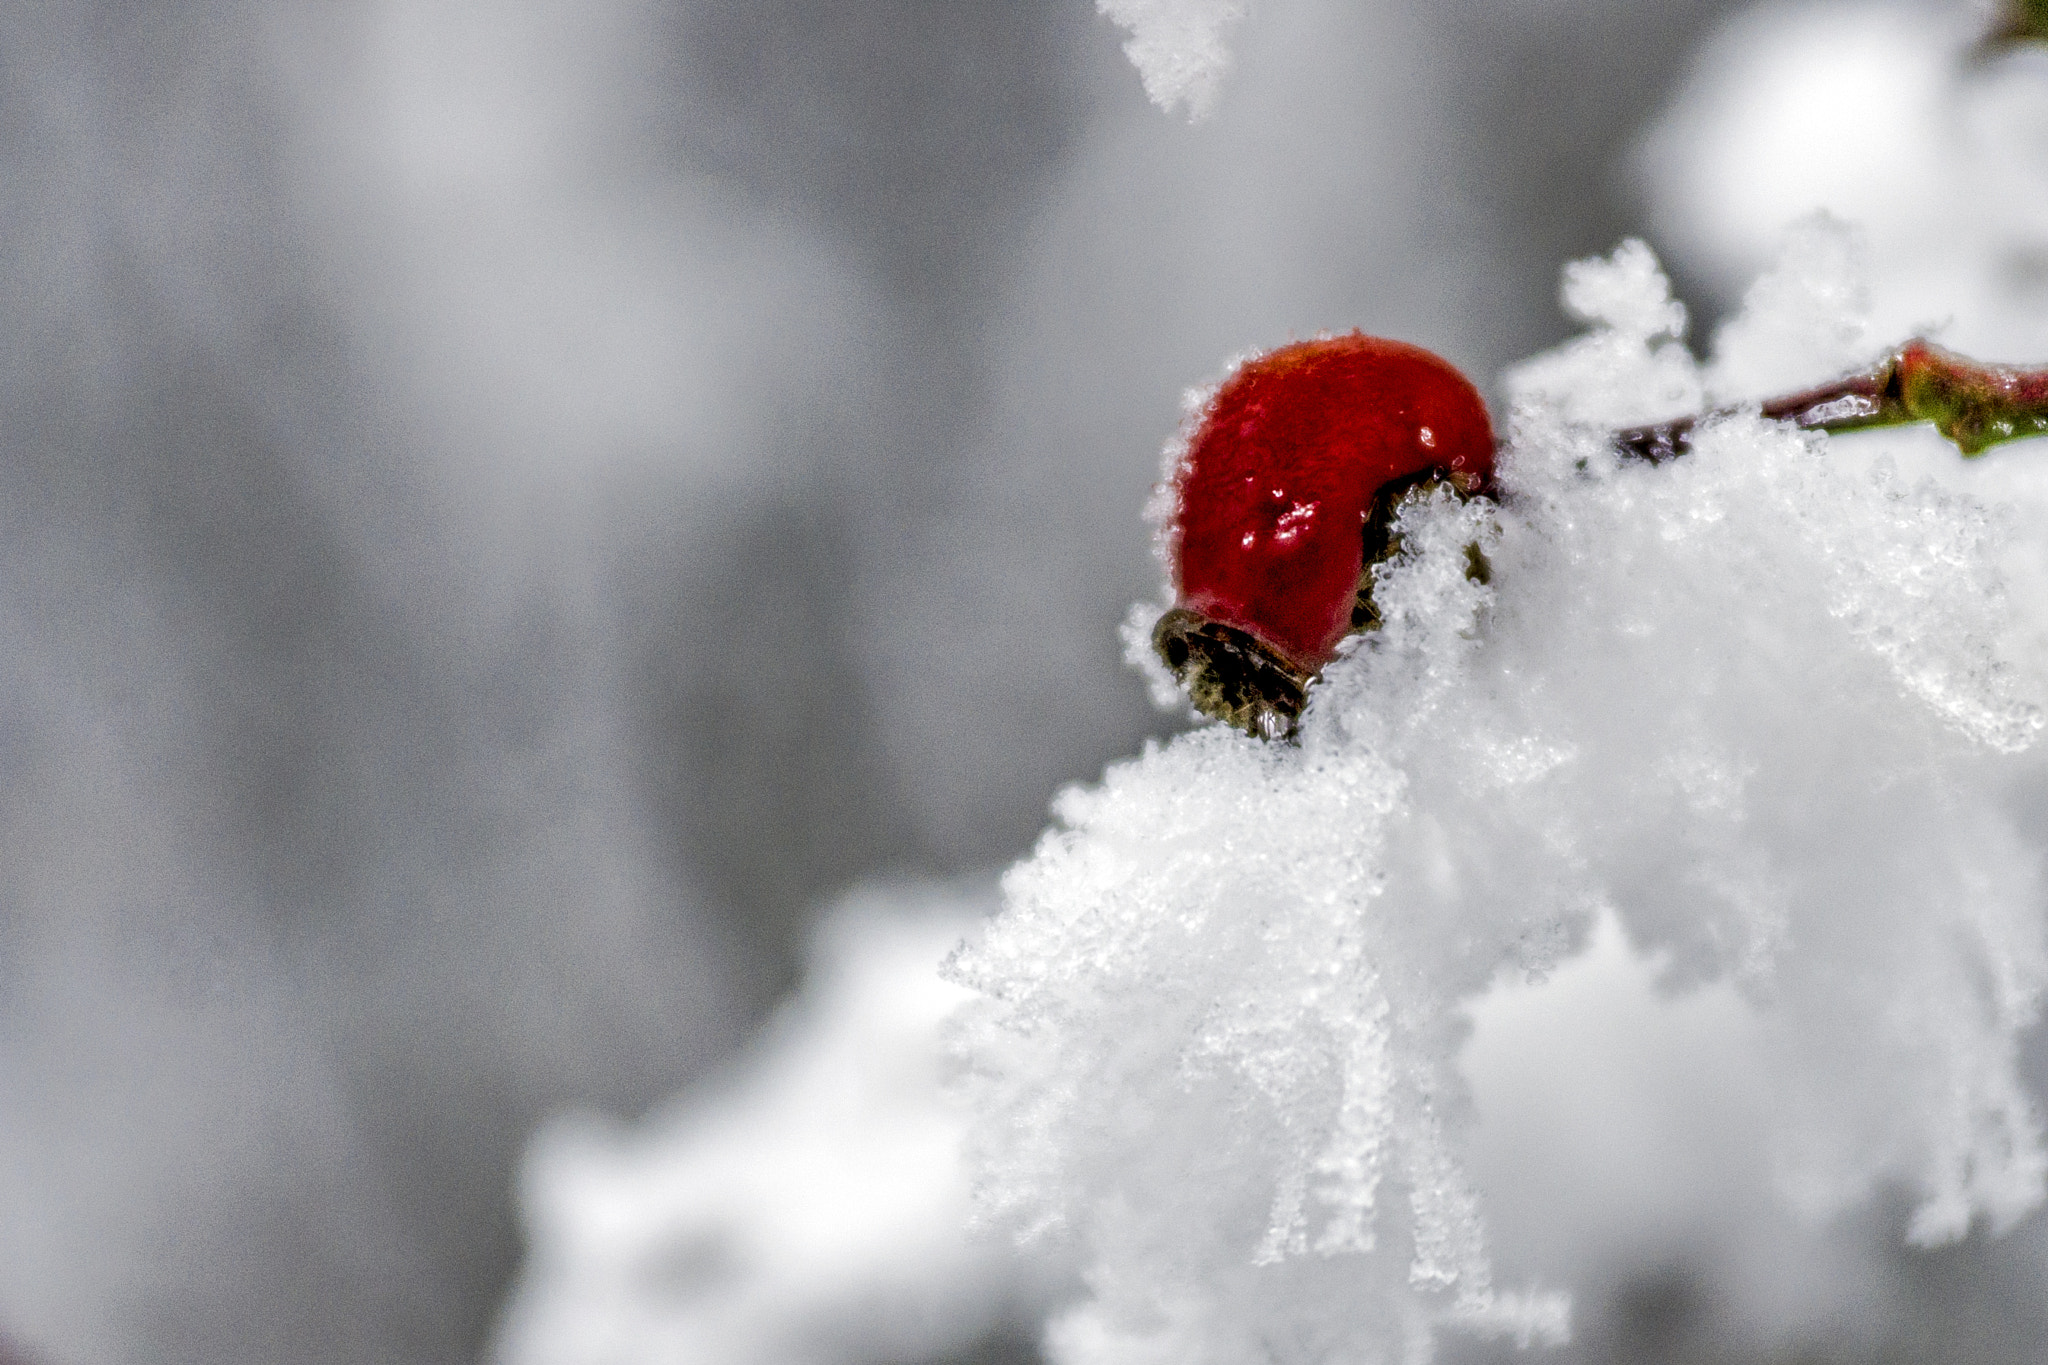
[485,11,2048,1362]
[1098,0,1250,119]
[947,237,2048,1363]
[492,885,1055,1365]
[1506,237,1703,427]
[1641,0,2048,362]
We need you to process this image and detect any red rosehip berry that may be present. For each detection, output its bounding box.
[1153,332,1495,737]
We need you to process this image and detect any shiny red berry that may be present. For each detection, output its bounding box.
[1153,332,1495,736]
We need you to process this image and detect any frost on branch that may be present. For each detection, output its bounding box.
[948,239,2048,1364]
[1098,0,1249,120]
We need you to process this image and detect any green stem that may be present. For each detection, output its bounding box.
[1614,340,2048,463]
[1982,0,2048,53]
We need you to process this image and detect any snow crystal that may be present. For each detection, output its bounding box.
[493,884,1053,1365]
[1704,213,1877,402]
[1507,238,1702,427]
[1099,0,1249,120]
[948,238,2048,1365]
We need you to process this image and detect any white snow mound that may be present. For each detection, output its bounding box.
[494,885,1047,1365]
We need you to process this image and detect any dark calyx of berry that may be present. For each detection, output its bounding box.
[1152,606,1312,741]
[1152,333,1495,739]
[1153,469,1477,739]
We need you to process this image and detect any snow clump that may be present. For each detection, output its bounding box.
[947,238,2048,1365]
[1098,0,1250,120]
[493,885,1053,1365]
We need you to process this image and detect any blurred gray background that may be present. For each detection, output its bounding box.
[0,2,1775,1362]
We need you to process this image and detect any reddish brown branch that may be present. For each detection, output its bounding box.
[1614,339,2048,463]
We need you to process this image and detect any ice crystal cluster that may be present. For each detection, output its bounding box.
[946,234,2048,1364]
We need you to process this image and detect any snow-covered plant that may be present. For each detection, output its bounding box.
[945,226,2048,1363]
[496,8,2048,1364]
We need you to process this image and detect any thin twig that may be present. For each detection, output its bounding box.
[1614,339,2048,463]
